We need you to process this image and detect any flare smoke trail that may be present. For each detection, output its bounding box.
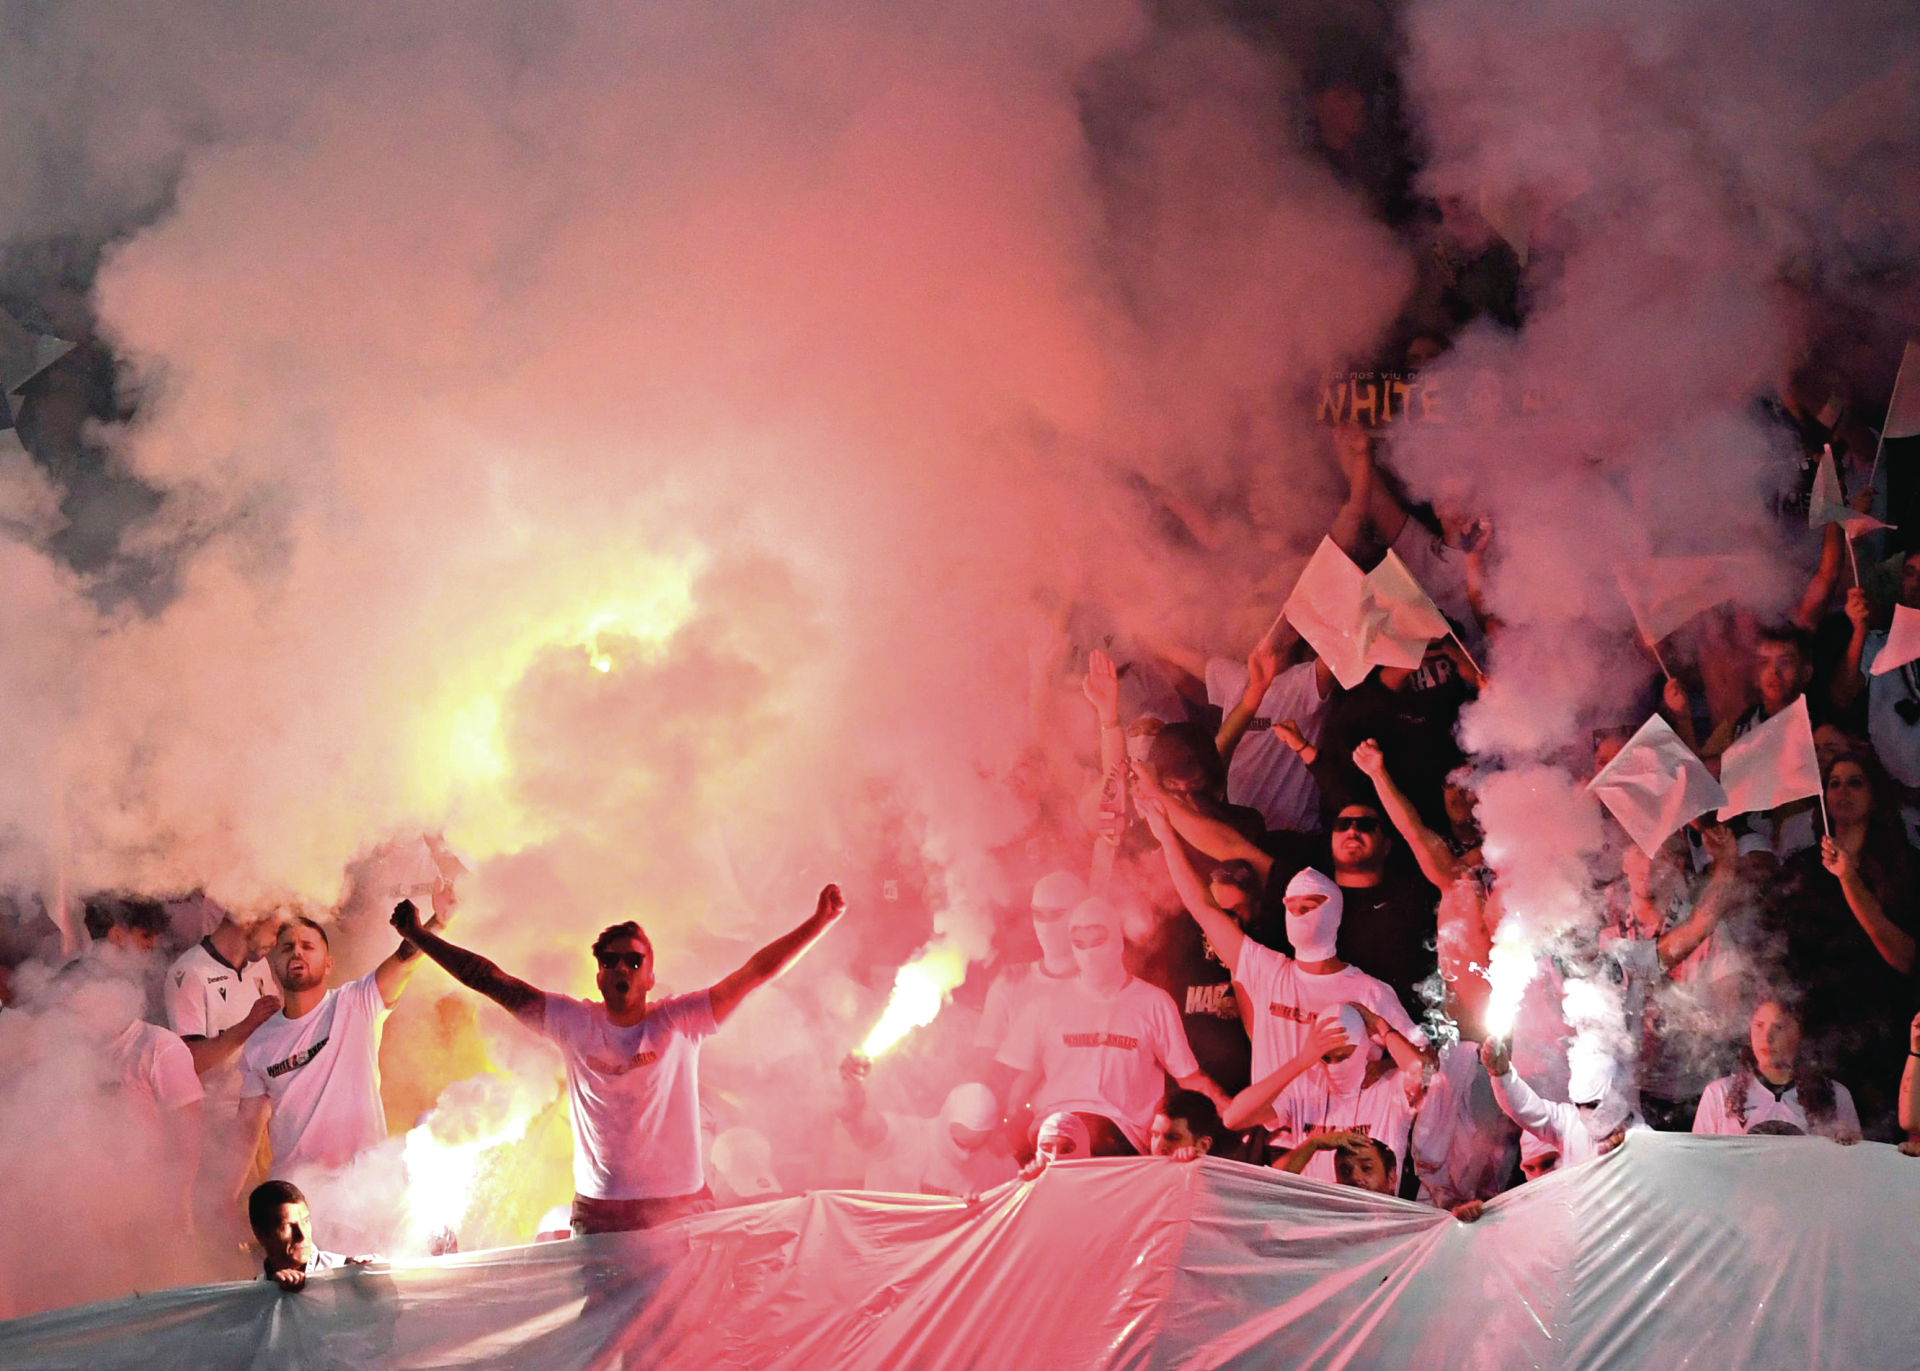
[0,0,1407,1313]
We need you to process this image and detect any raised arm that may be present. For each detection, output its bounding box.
[1822,839,1917,975]
[1130,761,1274,880]
[1792,522,1845,631]
[390,897,546,1027]
[1221,1017,1345,1131]
[1655,825,1737,970]
[708,884,846,1025]
[1351,739,1460,890]
[1900,1013,1920,1153]
[181,993,284,1075]
[1139,794,1246,973]
[1832,587,1872,712]
[1480,1038,1561,1142]
[1216,640,1280,765]
[837,1054,889,1151]
[375,882,460,1007]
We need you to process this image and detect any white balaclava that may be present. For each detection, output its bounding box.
[940,1083,1001,1150]
[1284,868,1345,962]
[1067,897,1129,994]
[1568,1049,1632,1138]
[1319,1004,1378,1096]
[1031,871,1088,974]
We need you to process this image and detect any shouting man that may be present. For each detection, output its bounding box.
[390,883,847,1234]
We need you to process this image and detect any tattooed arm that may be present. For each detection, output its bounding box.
[390,899,546,1027]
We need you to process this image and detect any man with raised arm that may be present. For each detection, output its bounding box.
[234,882,456,1189]
[391,883,847,1234]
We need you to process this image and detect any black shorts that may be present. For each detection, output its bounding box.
[569,1187,716,1235]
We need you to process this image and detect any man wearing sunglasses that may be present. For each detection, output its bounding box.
[391,882,846,1234]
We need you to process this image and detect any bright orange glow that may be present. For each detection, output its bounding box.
[860,941,968,1057]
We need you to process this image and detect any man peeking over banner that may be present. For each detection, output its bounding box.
[391,883,846,1234]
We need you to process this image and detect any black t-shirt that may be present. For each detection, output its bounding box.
[1129,908,1278,1096]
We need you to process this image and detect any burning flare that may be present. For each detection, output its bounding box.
[860,941,967,1058]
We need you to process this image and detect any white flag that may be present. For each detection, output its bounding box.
[1284,538,1374,689]
[1869,603,1920,676]
[1886,339,1920,442]
[1614,555,1771,644]
[1716,696,1821,821]
[1845,513,1895,540]
[1587,715,1728,857]
[1808,446,1849,528]
[1360,549,1452,670]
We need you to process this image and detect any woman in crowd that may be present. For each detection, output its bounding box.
[1692,997,1860,1141]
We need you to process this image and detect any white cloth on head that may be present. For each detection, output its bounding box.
[1318,1005,1377,1096]
[996,976,1200,1152]
[1205,658,1329,833]
[941,1083,1000,1134]
[237,971,391,1175]
[1234,940,1425,1087]
[864,1112,1016,1197]
[1030,871,1088,969]
[1282,869,1344,962]
[1489,1067,1645,1168]
[1068,898,1128,993]
[537,989,718,1201]
[1036,1111,1092,1160]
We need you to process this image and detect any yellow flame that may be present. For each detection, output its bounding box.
[1482,933,1535,1041]
[860,942,968,1057]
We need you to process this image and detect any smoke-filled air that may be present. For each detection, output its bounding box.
[2,0,1919,1333]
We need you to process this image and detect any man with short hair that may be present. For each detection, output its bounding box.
[235,886,453,1185]
[1277,1129,1399,1194]
[248,1179,370,1291]
[1696,623,1821,858]
[83,896,170,954]
[166,907,283,1079]
[391,883,846,1234]
[1150,1088,1224,1161]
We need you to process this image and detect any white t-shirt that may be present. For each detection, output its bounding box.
[237,971,391,1174]
[1205,658,1329,834]
[1692,1074,1861,1139]
[1861,631,1920,788]
[541,990,717,1201]
[1269,1064,1421,1183]
[1410,1040,1517,1210]
[165,941,276,1096]
[976,961,1076,1058]
[108,1020,204,1118]
[995,976,1201,1152]
[1235,940,1426,1086]
[864,1113,1017,1197]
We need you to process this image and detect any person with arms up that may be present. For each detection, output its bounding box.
[391,883,847,1234]
[234,883,455,1194]
[1481,1037,1645,1168]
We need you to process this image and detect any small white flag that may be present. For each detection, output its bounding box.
[1808,446,1849,528]
[1588,715,1728,857]
[1716,696,1821,821]
[1284,538,1374,689]
[1869,604,1920,677]
[1845,513,1895,540]
[1614,555,1771,645]
[1360,549,1452,670]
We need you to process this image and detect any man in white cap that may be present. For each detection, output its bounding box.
[976,871,1086,1064]
[1142,792,1427,1098]
[996,896,1230,1155]
[1228,1002,1429,1183]
[1482,1038,1644,1167]
[838,1055,1016,1197]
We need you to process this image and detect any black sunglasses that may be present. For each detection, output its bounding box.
[1332,815,1382,835]
[597,951,646,971]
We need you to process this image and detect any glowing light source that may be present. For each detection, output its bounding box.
[1482,933,1535,1041]
[859,941,967,1058]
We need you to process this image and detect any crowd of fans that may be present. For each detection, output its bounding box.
[0,53,1917,1303]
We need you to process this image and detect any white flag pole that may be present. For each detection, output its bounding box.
[1447,627,1485,682]
[1847,531,1862,586]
